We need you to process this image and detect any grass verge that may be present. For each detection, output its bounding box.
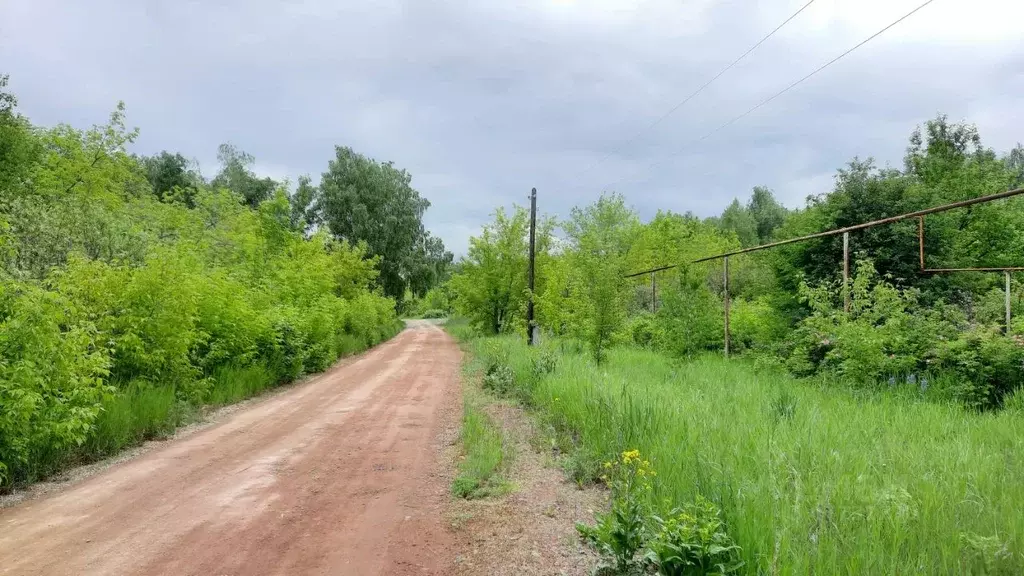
[451,333,511,499]
[4,322,404,493]
[457,331,1024,575]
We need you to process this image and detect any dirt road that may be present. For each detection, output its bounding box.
[0,322,461,576]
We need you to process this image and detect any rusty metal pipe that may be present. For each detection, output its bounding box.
[623,187,1024,277]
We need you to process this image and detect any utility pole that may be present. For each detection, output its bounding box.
[527,187,537,346]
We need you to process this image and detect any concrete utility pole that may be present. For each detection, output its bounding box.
[527,187,537,346]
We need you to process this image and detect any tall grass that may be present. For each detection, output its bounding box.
[451,398,507,499]
[467,334,1024,574]
[4,322,404,492]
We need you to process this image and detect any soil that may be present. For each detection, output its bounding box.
[0,321,462,576]
[446,399,605,576]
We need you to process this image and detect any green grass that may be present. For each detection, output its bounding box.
[3,325,406,492]
[451,349,511,499]
[451,399,508,499]
[83,382,182,458]
[207,363,276,406]
[464,334,1024,575]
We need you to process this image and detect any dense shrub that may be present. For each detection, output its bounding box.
[0,109,401,488]
[786,260,1024,408]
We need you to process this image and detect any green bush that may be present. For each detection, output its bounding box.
[577,449,742,576]
[627,313,661,349]
[784,260,1024,408]
[0,281,111,485]
[420,308,447,319]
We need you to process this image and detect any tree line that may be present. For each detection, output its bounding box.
[445,114,1024,409]
[0,75,448,487]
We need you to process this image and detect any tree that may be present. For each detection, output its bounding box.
[210,143,278,209]
[717,199,758,248]
[0,75,41,201]
[747,186,787,243]
[317,146,431,302]
[449,206,530,334]
[141,151,201,206]
[289,175,318,233]
[407,233,453,298]
[564,192,640,362]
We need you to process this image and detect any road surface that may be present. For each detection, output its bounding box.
[0,322,461,575]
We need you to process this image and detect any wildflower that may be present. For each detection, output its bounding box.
[888,376,896,387]
[907,374,917,385]
[603,461,612,469]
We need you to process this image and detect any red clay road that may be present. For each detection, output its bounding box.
[0,322,461,575]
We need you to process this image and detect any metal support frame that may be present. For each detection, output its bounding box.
[723,256,730,358]
[621,187,1024,356]
[651,272,657,313]
[917,215,1020,334]
[843,232,850,313]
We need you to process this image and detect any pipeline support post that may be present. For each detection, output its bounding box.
[651,272,657,313]
[843,231,850,313]
[918,217,925,270]
[723,256,730,358]
[1007,270,1013,335]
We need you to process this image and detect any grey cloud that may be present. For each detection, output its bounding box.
[2,0,1021,255]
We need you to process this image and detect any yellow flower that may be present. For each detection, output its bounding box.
[603,461,612,469]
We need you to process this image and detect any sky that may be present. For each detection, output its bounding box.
[2,0,1022,255]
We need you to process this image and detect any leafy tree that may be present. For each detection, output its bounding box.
[717,199,758,248]
[564,192,640,362]
[0,80,406,487]
[289,175,318,233]
[407,233,453,298]
[317,146,432,302]
[140,151,201,206]
[449,206,531,334]
[747,186,787,243]
[0,75,40,201]
[210,143,278,209]
[1008,144,1024,188]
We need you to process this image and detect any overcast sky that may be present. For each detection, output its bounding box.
[2,0,1022,254]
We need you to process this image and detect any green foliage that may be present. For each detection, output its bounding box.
[449,206,531,335]
[210,143,278,209]
[578,450,742,576]
[644,497,743,576]
[786,259,1024,408]
[577,450,655,574]
[140,151,200,206]
[0,91,404,488]
[715,199,758,248]
[0,281,111,484]
[564,193,640,363]
[657,267,724,356]
[452,394,507,499]
[466,334,1024,574]
[317,146,434,302]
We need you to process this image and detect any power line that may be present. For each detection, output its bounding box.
[602,0,940,192]
[574,0,817,180]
